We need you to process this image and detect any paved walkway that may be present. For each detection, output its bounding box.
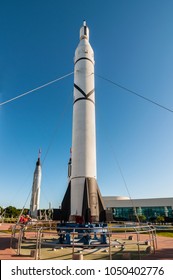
[0,223,33,260]
[0,223,173,260]
[142,235,173,260]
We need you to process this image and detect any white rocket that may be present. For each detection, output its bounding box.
[30,150,42,218]
[62,21,105,222]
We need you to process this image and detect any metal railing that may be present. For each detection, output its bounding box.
[10,222,157,260]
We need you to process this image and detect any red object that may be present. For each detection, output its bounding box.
[75,215,84,224]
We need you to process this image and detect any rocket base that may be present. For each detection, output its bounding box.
[61,178,106,223]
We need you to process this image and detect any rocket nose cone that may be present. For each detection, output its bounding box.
[80,21,89,41]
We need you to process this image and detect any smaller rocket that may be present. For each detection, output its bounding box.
[30,150,42,218]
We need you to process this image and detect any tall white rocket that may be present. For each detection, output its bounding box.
[62,21,105,222]
[30,151,42,218]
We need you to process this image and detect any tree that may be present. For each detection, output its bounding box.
[5,206,19,218]
[156,215,165,224]
[138,214,147,222]
[0,206,3,214]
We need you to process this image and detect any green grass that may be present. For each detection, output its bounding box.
[156,231,173,238]
[0,229,12,234]
[0,218,17,223]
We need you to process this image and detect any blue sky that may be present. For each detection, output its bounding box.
[0,0,173,209]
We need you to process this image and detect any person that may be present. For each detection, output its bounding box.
[26,215,31,223]
[19,214,31,239]
[19,215,25,224]
[19,214,31,224]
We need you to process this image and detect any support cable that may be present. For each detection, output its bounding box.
[0,71,74,106]
[96,74,173,113]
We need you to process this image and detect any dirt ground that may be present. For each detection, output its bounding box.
[0,223,173,260]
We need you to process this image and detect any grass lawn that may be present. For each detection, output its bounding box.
[156,231,173,238]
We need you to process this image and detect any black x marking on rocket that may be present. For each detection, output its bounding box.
[73,83,95,104]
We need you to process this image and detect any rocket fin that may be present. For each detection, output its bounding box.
[61,181,71,222]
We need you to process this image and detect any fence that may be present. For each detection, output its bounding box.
[10,222,157,260]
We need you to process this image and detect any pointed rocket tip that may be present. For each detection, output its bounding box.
[80,20,89,41]
[38,149,41,159]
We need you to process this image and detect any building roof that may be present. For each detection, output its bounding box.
[103,196,173,208]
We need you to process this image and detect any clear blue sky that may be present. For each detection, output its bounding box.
[0,0,173,209]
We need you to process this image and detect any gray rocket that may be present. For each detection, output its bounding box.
[30,150,42,218]
[62,21,105,223]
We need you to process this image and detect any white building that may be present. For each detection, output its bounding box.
[103,196,173,221]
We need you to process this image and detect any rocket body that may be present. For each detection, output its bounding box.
[30,156,42,218]
[71,23,96,216]
[72,23,96,180]
[62,22,105,222]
